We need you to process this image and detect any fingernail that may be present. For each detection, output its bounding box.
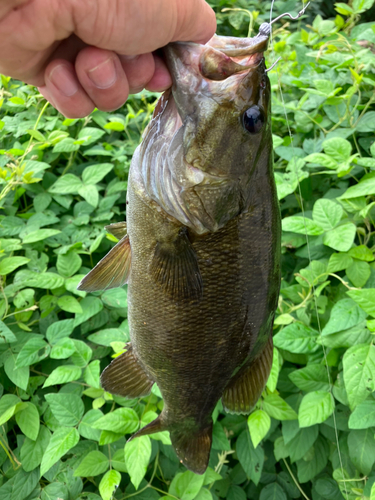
[49,64,79,97]
[88,57,117,89]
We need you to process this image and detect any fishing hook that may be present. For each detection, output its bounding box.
[257,1,311,38]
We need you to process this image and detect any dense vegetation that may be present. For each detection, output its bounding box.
[0,1,375,499]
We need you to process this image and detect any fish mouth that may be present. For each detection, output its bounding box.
[166,34,269,83]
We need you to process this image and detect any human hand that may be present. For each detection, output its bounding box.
[0,0,216,117]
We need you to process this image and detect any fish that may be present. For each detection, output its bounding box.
[78,30,281,474]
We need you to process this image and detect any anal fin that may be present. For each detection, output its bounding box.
[222,335,273,414]
[100,345,153,398]
[150,227,203,301]
[77,235,131,292]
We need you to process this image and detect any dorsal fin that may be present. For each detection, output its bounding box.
[105,222,127,239]
[222,335,273,414]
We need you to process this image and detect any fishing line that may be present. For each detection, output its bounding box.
[269,1,349,498]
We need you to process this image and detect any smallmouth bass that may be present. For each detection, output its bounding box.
[78,31,281,474]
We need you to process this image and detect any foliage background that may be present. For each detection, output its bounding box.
[0,0,375,499]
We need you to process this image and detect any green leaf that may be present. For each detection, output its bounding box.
[284,424,319,463]
[289,365,330,392]
[346,259,371,287]
[87,328,128,346]
[339,175,375,199]
[74,450,109,477]
[22,229,61,244]
[101,288,127,308]
[46,319,75,343]
[322,298,367,335]
[260,483,287,500]
[16,337,50,367]
[0,321,17,343]
[53,137,80,152]
[0,256,30,275]
[78,409,103,441]
[347,288,375,317]
[349,399,375,429]
[57,295,83,314]
[125,435,152,489]
[0,394,20,425]
[266,347,280,392]
[49,173,83,194]
[43,365,82,388]
[236,429,264,485]
[170,470,205,500]
[23,271,64,289]
[78,127,106,146]
[347,429,375,474]
[343,343,375,409]
[263,394,298,420]
[282,216,324,235]
[44,393,84,425]
[356,111,375,132]
[273,323,320,353]
[99,470,122,500]
[50,337,76,359]
[74,296,103,327]
[78,184,99,207]
[40,427,79,476]
[348,245,374,261]
[15,402,40,440]
[82,163,113,185]
[4,352,29,390]
[247,410,271,448]
[298,391,334,427]
[312,199,343,230]
[305,153,338,169]
[91,407,139,434]
[323,223,357,252]
[71,339,92,367]
[296,437,329,483]
[323,137,352,162]
[84,360,101,388]
[21,425,50,472]
[56,252,82,278]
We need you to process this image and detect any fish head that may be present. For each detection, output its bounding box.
[163,33,271,179]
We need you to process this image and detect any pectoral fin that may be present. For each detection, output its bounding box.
[100,345,153,398]
[150,228,203,301]
[105,222,127,239]
[222,335,273,414]
[77,235,131,292]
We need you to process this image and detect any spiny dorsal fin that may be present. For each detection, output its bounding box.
[150,228,203,301]
[100,345,153,398]
[105,222,127,240]
[77,235,131,292]
[222,335,273,414]
[170,423,213,475]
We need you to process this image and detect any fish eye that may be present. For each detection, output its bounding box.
[242,105,265,134]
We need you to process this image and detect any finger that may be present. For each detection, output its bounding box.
[145,55,172,93]
[72,0,217,55]
[119,53,155,94]
[75,47,129,112]
[44,59,95,118]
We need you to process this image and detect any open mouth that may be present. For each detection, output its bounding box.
[199,35,268,81]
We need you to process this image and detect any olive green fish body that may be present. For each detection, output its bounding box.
[78,33,281,474]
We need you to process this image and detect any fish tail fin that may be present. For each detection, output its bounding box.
[170,422,213,475]
[128,414,212,474]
